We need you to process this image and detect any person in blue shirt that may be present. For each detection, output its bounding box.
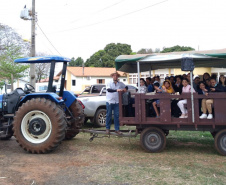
[146,77,154,92]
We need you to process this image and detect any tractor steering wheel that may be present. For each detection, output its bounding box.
[24,83,35,93]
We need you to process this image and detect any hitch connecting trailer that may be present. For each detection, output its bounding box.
[79,129,138,142]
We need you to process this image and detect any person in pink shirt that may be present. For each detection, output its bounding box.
[177,78,196,118]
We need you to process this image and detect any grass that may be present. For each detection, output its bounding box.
[70,122,226,184]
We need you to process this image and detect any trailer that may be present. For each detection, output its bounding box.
[113,52,226,155]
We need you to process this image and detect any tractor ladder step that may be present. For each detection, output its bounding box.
[3,114,14,118]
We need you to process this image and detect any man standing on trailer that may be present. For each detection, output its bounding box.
[106,71,125,135]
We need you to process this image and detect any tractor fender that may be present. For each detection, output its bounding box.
[62,91,77,108]
[18,93,64,108]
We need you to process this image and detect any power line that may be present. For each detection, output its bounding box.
[36,22,62,55]
[70,0,126,23]
[51,0,168,34]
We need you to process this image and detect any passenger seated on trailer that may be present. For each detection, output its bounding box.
[219,74,226,87]
[177,78,196,118]
[154,75,162,86]
[199,77,225,119]
[169,76,175,86]
[198,81,212,119]
[173,75,183,94]
[152,80,174,118]
[203,72,211,84]
[205,78,211,87]
[146,77,154,92]
[193,75,201,92]
[171,75,183,117]
[139,78,148,93]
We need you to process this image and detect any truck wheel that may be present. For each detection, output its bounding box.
[94,109,106,127]
[214,129,226,156]
[140,127,166,153]
[65,101,84,140]
[13,98,66,154]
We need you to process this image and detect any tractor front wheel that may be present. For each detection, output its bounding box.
[13,98,66,154]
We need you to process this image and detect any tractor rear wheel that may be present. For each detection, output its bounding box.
[13,98,66,154]
[65,101,84,140]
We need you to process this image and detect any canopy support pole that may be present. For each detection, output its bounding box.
[190,71,195,123]
[137,62,140,93]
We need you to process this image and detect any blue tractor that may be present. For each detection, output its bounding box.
[0,56,84,153]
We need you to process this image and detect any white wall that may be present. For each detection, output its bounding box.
[69,75,128,92]
[129,69,173,85]
[0,79,28,94]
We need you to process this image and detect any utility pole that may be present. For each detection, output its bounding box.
[30,0,36,87]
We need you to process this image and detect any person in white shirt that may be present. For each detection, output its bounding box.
[106,71,125,135]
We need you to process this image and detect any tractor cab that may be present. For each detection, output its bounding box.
[14,55,70,96]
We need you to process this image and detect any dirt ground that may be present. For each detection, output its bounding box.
[0,130,225,185]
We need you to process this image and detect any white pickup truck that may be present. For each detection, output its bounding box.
[77,84,137,127]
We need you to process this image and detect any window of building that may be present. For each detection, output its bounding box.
[97,79,105,84]
[72,80,76,86]
[129,74,138,85]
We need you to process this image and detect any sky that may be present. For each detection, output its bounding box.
[0,0,226,62]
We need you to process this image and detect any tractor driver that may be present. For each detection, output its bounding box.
[106,71,125,135]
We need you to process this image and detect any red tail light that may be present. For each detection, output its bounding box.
[77,100,85,109]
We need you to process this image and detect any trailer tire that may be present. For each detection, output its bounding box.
[65,101,84,140]
[94,109,106,127]
[13,98,66,154]
[214,129,226,156]
[140,127,166,153]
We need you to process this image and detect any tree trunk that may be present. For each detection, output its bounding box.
[11,74,14,91]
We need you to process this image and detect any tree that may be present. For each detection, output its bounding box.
[154,48,160,53]
[161,45,195,53]
[69,57,84,67]
[137,48,153,54]
[0,23,30,90]
[85,43,132,67]
[35,53,51,82]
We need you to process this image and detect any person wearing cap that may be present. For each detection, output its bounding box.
[106,71,125,135]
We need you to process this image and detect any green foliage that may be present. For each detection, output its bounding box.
[0,23,30,85]
[0,46,29,84]
[161,45,195,53]
[69,57,84,67]
[0,81,4,90]
[85,43,132,67]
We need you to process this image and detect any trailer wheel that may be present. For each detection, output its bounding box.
[214,129,226,156]
[140,127,166,153]
[65,101,84,140]
[13,98,66,154]
[94,109,106,127]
